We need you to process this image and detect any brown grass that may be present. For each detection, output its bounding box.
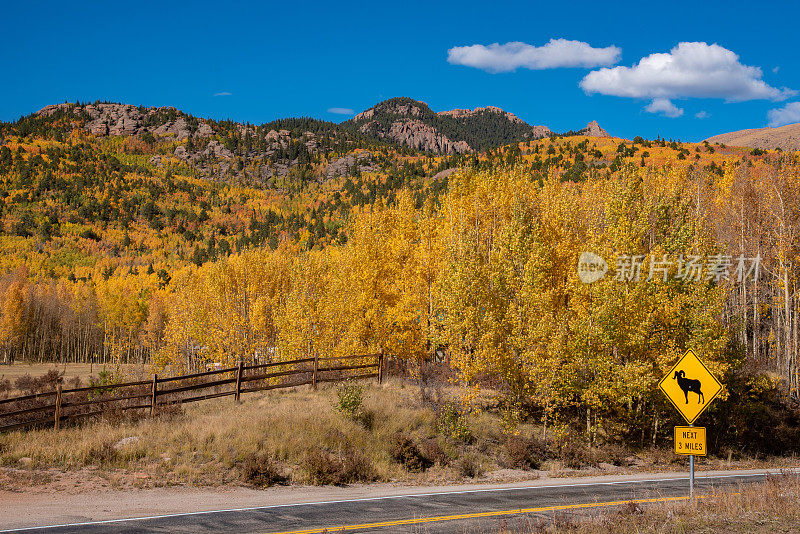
[0,378,484,487]
[0,375,797,490]
[489,473,800,533]
[0,362,147,396]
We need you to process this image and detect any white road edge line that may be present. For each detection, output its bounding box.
[0,470,793,532]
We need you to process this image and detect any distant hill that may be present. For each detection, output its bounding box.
[348,97,608,153]
[21,99,612,158]
[0,99,614,187]
[19,102,376,184]
[705,122,800,151]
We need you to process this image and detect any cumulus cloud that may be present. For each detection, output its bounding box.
[580,42,795,114]
[768,102,800,127]
[447,38,621,73]
[695,110,710,119]
[327,107,354,115]
[213,91,232,97]
[645,98,684,118]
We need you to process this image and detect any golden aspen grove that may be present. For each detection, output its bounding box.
[1,102,799,451]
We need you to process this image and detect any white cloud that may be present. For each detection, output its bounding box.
[645,98,684,118]
[213,91,232,97]
[768,102,800,127]
[327,107,354,115]
[580,42,795,113]
[773,66,780,74]
[695,110,710,119]
[447,38,621,73]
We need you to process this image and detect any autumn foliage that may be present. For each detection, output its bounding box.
[2,124,799,445]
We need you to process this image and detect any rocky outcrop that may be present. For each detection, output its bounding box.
[531,125,554,138]
[358,119,471,154]
[349,98,574,152]
[581,120,610,138]
[37,103,214,140]
[353,101,426,121]
[325,151,379,180]
[431,168,459,181]
[438,105,526,125]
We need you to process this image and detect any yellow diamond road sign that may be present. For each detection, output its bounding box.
[658,350,723,424]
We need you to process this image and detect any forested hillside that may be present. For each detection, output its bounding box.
[1,101,799,446]
[349,97,550,152]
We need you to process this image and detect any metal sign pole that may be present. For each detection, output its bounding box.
[689,422,694,497]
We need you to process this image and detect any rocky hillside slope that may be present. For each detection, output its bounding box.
[37,102,213,139]
[352,99,472,154]
[705,122,800,151]
[348,97,600,153]
[29,103,372,184]
[4,99,613,186]
[30,99,612,157]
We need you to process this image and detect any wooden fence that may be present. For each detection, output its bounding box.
[0,351,384,433]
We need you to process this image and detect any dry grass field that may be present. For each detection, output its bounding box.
[1,370,797,493]
[0,362,148,396]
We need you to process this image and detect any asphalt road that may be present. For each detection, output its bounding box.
[0,470,786,534]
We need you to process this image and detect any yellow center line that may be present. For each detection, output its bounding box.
[267,493,719,534]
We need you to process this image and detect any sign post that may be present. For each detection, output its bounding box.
[689,439,694,496]
[658,350,722,498]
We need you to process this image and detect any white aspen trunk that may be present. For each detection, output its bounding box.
[753,274,759,363]
[785,268,792,387]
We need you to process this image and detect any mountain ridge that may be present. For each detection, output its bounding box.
[347,97,609,153]
[27,98,610,155]
[0,99,613,185]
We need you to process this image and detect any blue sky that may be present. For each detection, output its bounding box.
[2,0,799,141]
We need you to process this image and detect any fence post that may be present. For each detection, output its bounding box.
[378,348,384,385]
[235,360,243,402]
[54,378,63,430]
[312,352,319,391]
[150,374,158,416]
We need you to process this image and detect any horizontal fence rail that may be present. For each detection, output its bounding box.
[0,351,384,433]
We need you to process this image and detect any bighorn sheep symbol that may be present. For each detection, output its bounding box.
[673,370,704,404]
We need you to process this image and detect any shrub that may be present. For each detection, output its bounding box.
[88,367,118,399]
[353,409,374,430]
[335,383,363,419]
[419,438,449,467]
[302,448,342,485]
[504,435,547,469]
[598,443,629,466]
[14,374,39,395]
[557,432,597,469]
[339,448,374,483]
[457,453,483,478]
[80,228,101,241]
[0,377,11,397]
[390,434,432,472]
[85,442,117,465]
[240,452,288,487]
[302,447,374,485]
[38,369,62,390]
[437,402,471,442]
